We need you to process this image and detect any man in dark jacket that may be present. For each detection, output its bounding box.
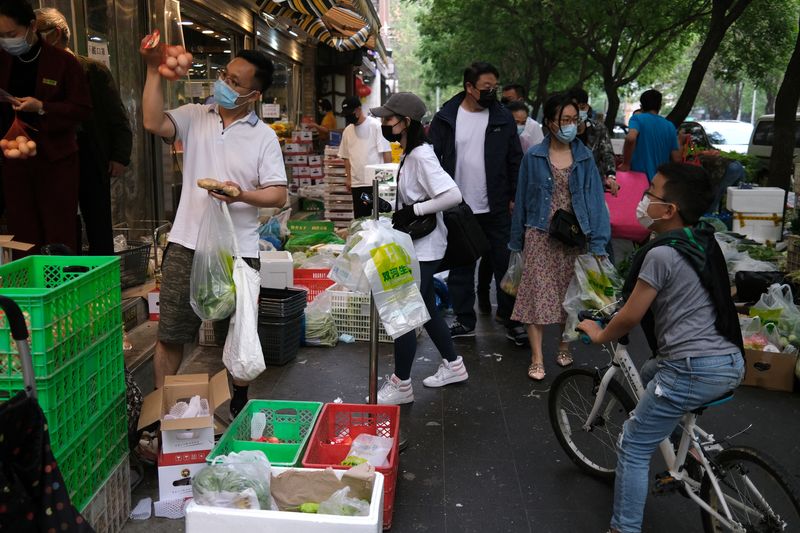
[429,61,526,345]
[37,7,133,255]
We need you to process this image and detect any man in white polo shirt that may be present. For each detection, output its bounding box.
[141,47,287,417]
[337,96,392,218]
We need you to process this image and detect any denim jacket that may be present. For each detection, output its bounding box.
[509,135,611,255]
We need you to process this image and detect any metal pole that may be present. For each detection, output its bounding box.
[368,178,380,404]
[751,88,757,125]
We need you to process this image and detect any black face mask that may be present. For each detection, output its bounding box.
[381,124,402,143]
[477,88,497,109]
[344,113,358,125]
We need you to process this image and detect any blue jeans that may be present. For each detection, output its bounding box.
[611,353,745,533]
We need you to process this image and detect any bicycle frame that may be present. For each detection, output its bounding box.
[584,340,761,533]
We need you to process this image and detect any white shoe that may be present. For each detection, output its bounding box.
[423,356,469,388]
[376,374,414,405]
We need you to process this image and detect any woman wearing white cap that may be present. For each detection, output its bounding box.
[370,92,468,405]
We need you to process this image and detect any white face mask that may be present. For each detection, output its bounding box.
[636,195,672,229]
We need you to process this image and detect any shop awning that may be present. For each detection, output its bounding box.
[258,0,383,55]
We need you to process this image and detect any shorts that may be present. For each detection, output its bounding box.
[157,243,260,345]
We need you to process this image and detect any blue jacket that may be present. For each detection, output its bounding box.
[428,92,522,214]
[509,136,611,255]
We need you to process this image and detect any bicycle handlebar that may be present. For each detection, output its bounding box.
[575,309,629,346]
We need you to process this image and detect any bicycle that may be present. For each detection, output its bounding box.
[548,308,800,532]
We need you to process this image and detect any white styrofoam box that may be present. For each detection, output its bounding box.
[726,186,785,213]
[731,212,783,243]
[309,167,324,177]
[283,143,308,154]
[260,251,294,288]
[185,468,384,533]
[158,449,210,500]
[162,426,215,454]
[285,155,309,166]
[363,163,398,184]
[308,155,323,167]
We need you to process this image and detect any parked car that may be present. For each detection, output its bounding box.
[698,120,754,154]
[747,113,800,161]
[678,121,711,149]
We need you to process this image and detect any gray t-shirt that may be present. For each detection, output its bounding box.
[638,246,740,360]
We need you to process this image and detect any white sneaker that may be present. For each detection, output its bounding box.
[423,356,469,388]
[376,374,414,405]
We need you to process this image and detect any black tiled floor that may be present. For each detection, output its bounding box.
[126,301,800,533]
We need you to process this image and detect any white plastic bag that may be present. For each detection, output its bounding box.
[500,251,523,296]
[317,487,370,517]
[190,199,236,320]
[562,255,622,342]
[222,257,266,382]
[304,290,338,347]
[341,434,393,468]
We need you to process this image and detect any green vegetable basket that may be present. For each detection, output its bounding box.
[207,399,322,467]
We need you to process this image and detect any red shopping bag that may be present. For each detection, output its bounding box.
[0,115,37,160]
[605,170,650,242]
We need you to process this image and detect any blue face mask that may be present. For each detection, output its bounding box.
[579,109,588,121]
[213,79,255,110]
[0,27,32,57]
[554,123,578,144]
[517,124,525,135]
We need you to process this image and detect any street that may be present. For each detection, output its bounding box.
[126,307,800,533]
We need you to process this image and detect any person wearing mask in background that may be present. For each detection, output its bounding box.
[621,89,681,181]
[337,96,392,218]
[0,0,91,256]
[429,62,526,346]
[502,83,544,148]
[310,97,337,145]
[509,92,610,380]
[140,44,287,417]
[507,100,542,152]
[568,87,619,197]
[369,92,467,404]
[36,7,132,255]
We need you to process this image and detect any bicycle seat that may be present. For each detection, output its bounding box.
[690,391,734,415]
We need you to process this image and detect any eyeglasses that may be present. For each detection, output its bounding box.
[642,190,669,202]
[559,117,580,126]
[218,69,257,92]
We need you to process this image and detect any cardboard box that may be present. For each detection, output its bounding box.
[0,235,34,264]
[285,155,308,166]
[726,186,785,213]
[308,167,324,178]
[291,130,313,142]
[138,370,230,454]
[185,468,384,533]
[308,155,323,167]
[742,349,797,392]
[283,143,308,154]
[158,449,210,500]
[260,251,293,289]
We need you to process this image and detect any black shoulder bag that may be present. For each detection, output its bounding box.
[549,208,586,248]
[437,201,490,272]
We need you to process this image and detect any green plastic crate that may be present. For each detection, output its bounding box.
[0,256,121,379]
[0,329,125,455]
[207,399,322,467]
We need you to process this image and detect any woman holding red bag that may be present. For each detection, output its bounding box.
[0,0,90,255]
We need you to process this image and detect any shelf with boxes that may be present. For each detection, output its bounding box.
[284,130,324,193]
[324,145,353,229]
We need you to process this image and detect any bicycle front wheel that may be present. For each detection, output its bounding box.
[548,368,636,481]
[700,446,800,532]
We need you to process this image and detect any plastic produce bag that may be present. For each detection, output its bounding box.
[192,451,275,510]
[562,255,623,342]
[140,1,192,80]
[190,199,236,320]
[341,434,393,468]
[304,290,338,347]
[285,231,344,253]
[500,251,523,296]
[749,284,800,331]
[222,258,266,382]
[317,487,370,517]
[1,114,37,160]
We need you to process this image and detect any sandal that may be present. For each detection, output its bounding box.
[556,350,573,367]
[528,363,545,381]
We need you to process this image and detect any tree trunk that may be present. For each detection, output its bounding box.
[531,70,550,118]
[604,76,621,132]
[766,15,800,190]
[666,0,753,127]
[764,87,777,115]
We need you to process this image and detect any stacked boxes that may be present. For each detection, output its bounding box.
[0,256,126,510]
[324,145,353,229]
[284,130,321,192]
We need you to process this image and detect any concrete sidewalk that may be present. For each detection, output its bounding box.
[124,310,800,532]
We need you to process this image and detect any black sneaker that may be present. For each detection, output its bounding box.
[506,325,529,347]
[450,321,476,338]
[477,290,491,314]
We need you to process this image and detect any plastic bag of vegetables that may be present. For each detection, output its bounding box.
[317,487,370,517]
[562,254,622,342]
[190,199,236,320]
[192,451,275,510]
[500,251,523,296]
[304,290,338,347]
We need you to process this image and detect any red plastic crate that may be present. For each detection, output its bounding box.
[302,403,400,530]
[293,268,334,302]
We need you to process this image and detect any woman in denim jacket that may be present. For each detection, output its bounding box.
[508,92,610,380]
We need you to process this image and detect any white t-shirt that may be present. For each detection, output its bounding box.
[397,144,458,262]
[337,116,391,187]
[166,104,287,258]
[455,105,490,213]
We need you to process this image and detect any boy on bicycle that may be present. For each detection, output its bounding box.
[578,162,745,533]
